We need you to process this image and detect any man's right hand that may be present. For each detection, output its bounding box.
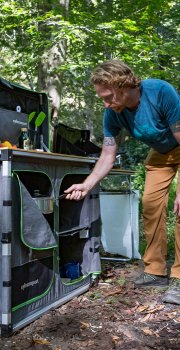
[64,183,90,201]
[64,137,117,201]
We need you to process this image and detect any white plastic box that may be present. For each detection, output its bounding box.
[100,190,141,259]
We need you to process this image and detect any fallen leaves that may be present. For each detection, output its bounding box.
[80,320,102,333]
[1,261,179,350]
[111,335,121,347]
[32,334,50,345]
[137,304,165,314]
[137,305,149,312]
[80,321,90,330]
[103,288,122,297]
[142,327,160,337]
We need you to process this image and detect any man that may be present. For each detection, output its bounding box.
[65,59,180,305]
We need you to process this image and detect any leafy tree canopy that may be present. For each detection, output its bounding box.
[0,0,179,163]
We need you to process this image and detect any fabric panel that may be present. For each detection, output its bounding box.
[20,181,57,249]
[12,256,54,308]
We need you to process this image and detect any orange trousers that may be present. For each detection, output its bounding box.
[142,146,180,278]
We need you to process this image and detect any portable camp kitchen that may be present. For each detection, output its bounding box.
[0,148,137,337]
[0,77,139,337]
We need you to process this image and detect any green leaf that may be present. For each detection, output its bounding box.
[35,111,46,128]
[28,111,36,123]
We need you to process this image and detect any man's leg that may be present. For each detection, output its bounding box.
[171,219,180,278]
[143,165,176,275]
[135,163,177,286]
[171,166,180,279]
[162,169,180,304]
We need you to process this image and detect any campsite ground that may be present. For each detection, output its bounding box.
[0,259,179,350]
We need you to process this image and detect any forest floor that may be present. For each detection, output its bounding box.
[0,259,179,350]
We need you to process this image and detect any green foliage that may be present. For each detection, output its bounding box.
[168,175,177,211]
[166,212,176,258]
[132,163,146,193]
[101,174,131,192]
[120,137,149,170]
[0,1,179,104]
[131,163,146,213]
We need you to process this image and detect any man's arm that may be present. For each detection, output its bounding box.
[64,136,117,200]
[170,123,180,144]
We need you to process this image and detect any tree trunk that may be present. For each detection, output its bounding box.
[37,0,69,147]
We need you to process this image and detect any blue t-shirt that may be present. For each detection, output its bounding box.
[103,79,180,153]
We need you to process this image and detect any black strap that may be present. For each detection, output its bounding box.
[89,194,99,199]
[3,280,12,287]
[3,200,12,206]
[89,247,99,253]
[1,232,12,243]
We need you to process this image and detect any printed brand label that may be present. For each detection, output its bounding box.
[21,279,39,291]
[13,119,27,126]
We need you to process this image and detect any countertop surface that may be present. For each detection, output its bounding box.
[0,147,135,174]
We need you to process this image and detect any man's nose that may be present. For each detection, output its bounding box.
[104,100,111,108]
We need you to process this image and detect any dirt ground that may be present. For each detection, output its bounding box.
[0,260,179,350]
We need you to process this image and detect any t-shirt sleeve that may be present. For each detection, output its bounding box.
[159,82,180,126]
[103,108,121,137]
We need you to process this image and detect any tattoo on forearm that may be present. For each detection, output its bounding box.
[170,122,180,133]
[103,137,116,146]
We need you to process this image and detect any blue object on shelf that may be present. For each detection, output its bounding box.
[65,262,80,280]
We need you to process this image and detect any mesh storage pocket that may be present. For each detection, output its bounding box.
[59,231,88,281]
[13,171,57,249]
[58,178,101,281]
[59,174,91,234]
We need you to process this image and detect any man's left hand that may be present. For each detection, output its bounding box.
[174,193,180,216]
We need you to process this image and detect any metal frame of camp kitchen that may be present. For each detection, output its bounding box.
[0,148,135,337]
